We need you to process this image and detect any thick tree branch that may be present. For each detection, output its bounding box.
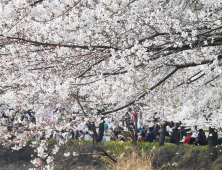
[143,36,222,61]
[30,0,44,7]
[102,51,222,114]
[101,67,179,115]
[72,94,117,163]
[166,55,222,68]
[1,35,119,50]
[196,26,222,37]
[97,146,117,163]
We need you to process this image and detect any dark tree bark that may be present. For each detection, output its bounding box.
[180,126,186,141]
[126,119,130,127]
[75,130,80,140]
[90,122,98,144]
[159,121,174,146]
[180,127,183,141]
[135,113,138,140]
[173,122,181,145]
[208,127,218,147]
[159,123,167,146]
[172,129,180,145]
[70,131,75,139]
[97,122,104,143]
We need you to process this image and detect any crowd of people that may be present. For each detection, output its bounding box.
[136,125,222,146]
[1,104,222,146]
[182,129,220,146]
[87,107,163,142]
[90,108,222,146]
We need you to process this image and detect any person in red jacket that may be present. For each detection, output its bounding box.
[183,131,192,145]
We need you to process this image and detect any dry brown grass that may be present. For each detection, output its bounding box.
[105,145,155,170]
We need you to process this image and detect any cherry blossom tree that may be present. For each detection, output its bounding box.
[1,0,222,168]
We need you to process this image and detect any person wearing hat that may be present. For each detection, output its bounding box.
[183,131,192,145]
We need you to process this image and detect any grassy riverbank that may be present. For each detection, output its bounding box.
[1,140,222,170]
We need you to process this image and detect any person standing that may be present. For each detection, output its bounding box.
[104,115,112,130]
[104,115,112,125]
[138,114,144,132]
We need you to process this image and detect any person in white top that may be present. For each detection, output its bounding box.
[84,131,93,140]
[104,115,112,126]
[138,114,144,132]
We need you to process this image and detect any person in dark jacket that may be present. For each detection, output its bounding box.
[189,133,198,145]
[153,123,160,131]
[169,129,180,144]
[147,127,155,142]
[218,137,222,145]
[196,132,206,145]
[153,134,160,142]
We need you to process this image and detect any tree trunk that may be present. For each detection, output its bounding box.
[180,127,183,141]
[173,122,181,145]
[126,119,129,127]
[97,122,104,143]
[173,129,180,145]
[159,123,167,146]
[75,130,80,140]
[135,112,138,141]
[208,127,218,147]
[159,121,174,146]
[122,119,124,126]
[180,126,186,141]
[90,122,98,144]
